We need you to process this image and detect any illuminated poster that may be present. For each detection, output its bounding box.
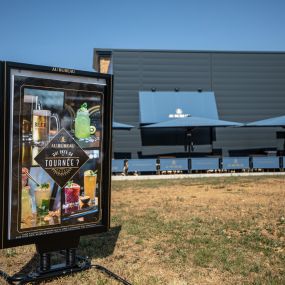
[0,63,112,246]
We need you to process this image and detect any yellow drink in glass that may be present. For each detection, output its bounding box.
[84,170,97,202]
[21,186,33,224]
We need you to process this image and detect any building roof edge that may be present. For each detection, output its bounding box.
[93,48,285,55]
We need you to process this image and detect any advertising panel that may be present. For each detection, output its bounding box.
[0,62,112,249]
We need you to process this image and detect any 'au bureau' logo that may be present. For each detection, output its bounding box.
[34,128,89,188]
[52,67,76,74]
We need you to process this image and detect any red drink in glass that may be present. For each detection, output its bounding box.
[64,183,80,204]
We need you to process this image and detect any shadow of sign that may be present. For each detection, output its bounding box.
[78,226,122,259]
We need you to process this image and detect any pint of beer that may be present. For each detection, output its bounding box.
[32,110,59,142]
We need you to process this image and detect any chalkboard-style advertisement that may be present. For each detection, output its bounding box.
[0,62,112,249]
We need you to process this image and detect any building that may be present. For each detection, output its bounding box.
[93,49,285,159]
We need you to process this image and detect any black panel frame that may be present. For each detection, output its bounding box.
[0,61,113,249]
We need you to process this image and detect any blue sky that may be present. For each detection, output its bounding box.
[1,0,285,71]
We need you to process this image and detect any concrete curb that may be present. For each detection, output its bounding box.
[112,172,285,181]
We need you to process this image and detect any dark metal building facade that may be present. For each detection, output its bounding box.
[93,49,285,158]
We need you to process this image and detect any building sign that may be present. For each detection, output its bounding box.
[168,108,190,118]
[34,128,89,188]
[0,62,112,249]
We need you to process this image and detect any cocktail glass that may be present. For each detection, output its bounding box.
[21,186,33,225]
[75,109,90,139]
[64,183,80,204]
[34,184,51,216]
[84,170,97,204]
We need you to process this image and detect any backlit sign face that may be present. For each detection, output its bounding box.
[0,62,112,248]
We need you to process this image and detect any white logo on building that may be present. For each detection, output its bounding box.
[168,108,190,118]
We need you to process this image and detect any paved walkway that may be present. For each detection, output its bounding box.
[112,172,285,181]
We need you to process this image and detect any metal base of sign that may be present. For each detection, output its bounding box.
[0,248,132,285]
[0,249,91,285]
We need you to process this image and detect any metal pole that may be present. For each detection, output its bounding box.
[66,249,76,267]
[39,253,51,272]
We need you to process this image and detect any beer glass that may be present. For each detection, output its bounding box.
[22,95,38,141]
[32,110,59,143]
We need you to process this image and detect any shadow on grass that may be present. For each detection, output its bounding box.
[0,254,39,284]
[78,225,122,259]
[13,253,39,274]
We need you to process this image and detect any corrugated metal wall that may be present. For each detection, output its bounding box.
[111,50,285,157]
[212,53,285,152]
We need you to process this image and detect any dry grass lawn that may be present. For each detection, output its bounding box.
[0,176,284,284]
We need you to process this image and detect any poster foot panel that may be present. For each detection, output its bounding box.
[0,251,91,285]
